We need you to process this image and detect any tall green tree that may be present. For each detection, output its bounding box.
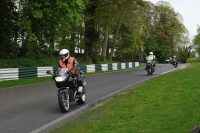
[84,0,99,63]
[142,1,188,62]
[108,0,145,60]
[0,0,19,58]
[193,26,200,56]
[18,0,85,57]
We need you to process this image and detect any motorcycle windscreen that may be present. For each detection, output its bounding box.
[55,68,69,82]
[55,68,68,76]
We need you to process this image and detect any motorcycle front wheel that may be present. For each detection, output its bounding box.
[175,63,178,68]
[147,70,150,75]
[58,91,69,113]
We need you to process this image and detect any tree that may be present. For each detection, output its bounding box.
[0,0,20,58]
[108,0,145,60]
[18,0,85,57]
[84,0,99,63]
[193,25,200,56]
[142,1,188,62]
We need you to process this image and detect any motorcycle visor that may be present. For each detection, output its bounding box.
[59,55,65,60]
[59,53,68,60]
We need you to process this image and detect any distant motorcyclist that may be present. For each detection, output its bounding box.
[56,49,84,86]
[173,55,177,62]
[169,55,177,65]
[169,57,172,63]
[145,52,156,72]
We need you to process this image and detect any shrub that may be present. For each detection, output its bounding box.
[186,58,200,63]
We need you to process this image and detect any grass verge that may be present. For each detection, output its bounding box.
[50,63,200,133]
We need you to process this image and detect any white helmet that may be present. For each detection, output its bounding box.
[149,52,153,55]
[174,55,176,58]
[59,49,69,61]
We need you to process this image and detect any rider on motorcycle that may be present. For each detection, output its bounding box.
[173,55,177,61]
[54,49,84,86]
[145,52,156,72]
[169,55,177,65]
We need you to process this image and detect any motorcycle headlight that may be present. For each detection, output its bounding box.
[55,76,66,82]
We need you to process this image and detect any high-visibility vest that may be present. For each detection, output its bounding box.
[58,57,77,74]
[146,55,155,61]
[58,57,74,69]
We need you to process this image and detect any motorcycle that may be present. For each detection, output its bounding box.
[170,60,178,68]
[46,67,86,113]
[146,60,154,76]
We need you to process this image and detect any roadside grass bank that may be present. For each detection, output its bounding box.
[0,64,144,89]
[51,63,200,133]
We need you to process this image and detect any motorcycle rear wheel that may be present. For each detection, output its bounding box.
[77,93,86,105]
[58,92,69,113]
[77,86,86,104]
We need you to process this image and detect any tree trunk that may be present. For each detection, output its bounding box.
[106,40,110,59]
[84,20,94,63]
[49,38,54,54]
[19,34,29,56]
[101,23,109,61]
[109,13,124,60]
[84,0,99,63]
[70,30,75,56]
[49,31,55,56]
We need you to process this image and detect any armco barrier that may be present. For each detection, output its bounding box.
[19,67,37,79]
[0,62,139,81]
[0,68,19,81]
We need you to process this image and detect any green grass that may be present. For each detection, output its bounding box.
[50,63,200,133]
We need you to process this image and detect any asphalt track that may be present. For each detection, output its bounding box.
[0,64,186,133]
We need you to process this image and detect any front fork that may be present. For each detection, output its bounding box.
[57,88,76,101]
[57,88,69,101]
[58,86,83,101]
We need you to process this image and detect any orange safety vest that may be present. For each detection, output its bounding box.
[58,57,77,73]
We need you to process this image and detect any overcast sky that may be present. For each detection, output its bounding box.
[148,0,200,42]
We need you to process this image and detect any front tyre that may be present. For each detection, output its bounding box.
[147,67,150,76]
[58,92,69,113]
[175,62,178,68]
